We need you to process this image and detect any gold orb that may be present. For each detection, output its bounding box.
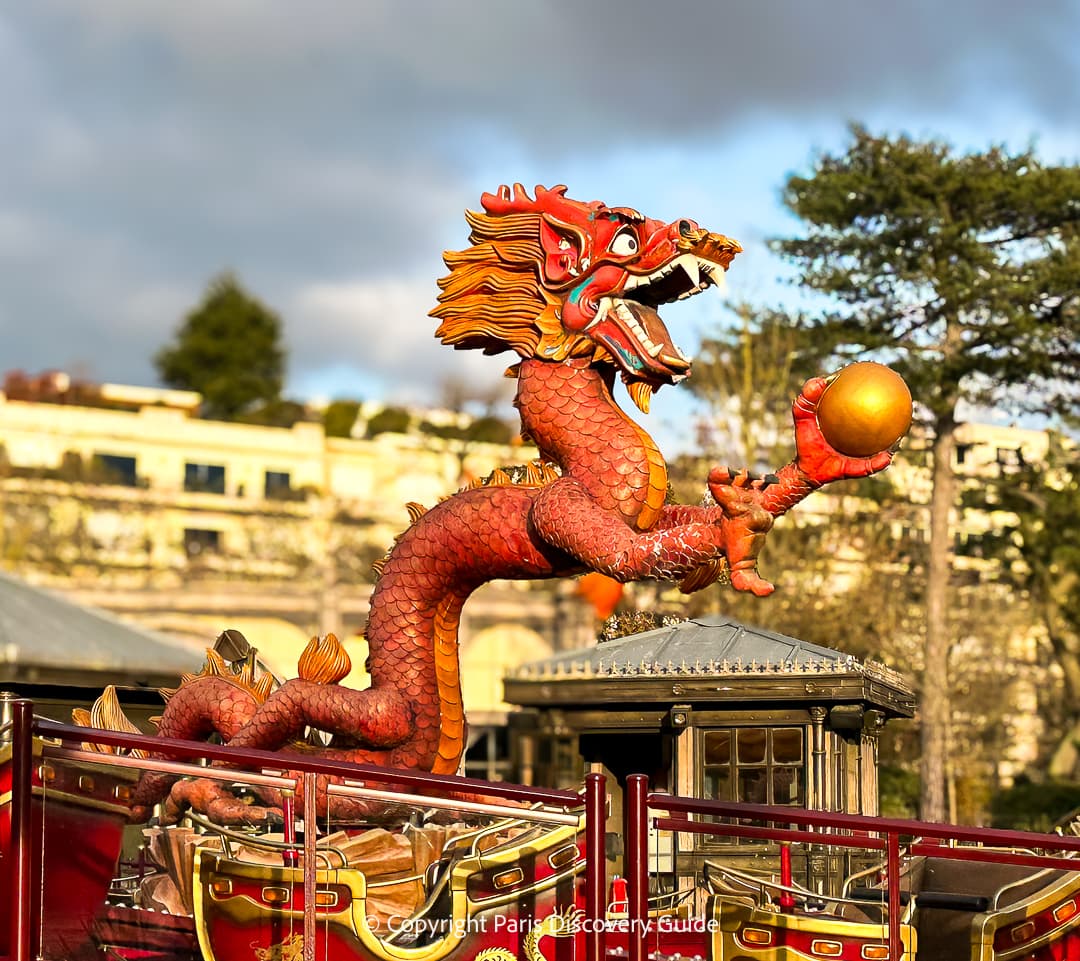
[817,362,912,457]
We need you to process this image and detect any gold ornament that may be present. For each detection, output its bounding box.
[817,362,912,457]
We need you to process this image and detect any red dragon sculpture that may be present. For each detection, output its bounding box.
[84,185,893,824]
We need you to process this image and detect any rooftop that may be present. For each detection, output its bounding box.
[505,614,915,717]
[0,570,201,689]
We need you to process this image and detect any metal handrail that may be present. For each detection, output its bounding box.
[42,745,296,791]
[644,792,1080,961]
[329,781,581,826]
[648,792,1080,855]
[184,812,348,868]
[2,703,608,961]
[36,717,581,808]
[707,861,867,912]
[990,864,1076,911]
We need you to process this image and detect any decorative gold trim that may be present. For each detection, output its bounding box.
[492,868,525,889]
[711,898,917,959]
[0,737,45,772]
[976,869,1080,955]
[35,784,133,815]
[194,816,587,961]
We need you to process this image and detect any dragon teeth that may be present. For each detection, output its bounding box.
[622,254,718,299]
[706,263,727,291]
[677,254,700,289]
[586,297,613,330]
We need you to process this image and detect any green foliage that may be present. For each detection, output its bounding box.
[155,272,286,421]
[772,125,1080,421]
[420,415,515,445]
[240,399,310,428]
[464,415,514,445]
[418,420,460,440]
[598,611,686,642]
[990,778,1080,832]
[878,765,920,819]
[972,434,1080,623]
[365,406,411,438]
[968,434,1080,775]
[323,400,362,438]
[773,126,1080,819]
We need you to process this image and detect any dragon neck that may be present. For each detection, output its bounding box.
[515,358,668,531]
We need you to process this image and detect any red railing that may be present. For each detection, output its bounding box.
[625,774,1080,961]
[13,702,1080,961]
[4,701,608,961]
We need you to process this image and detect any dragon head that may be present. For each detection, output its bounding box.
[433,184,740,412]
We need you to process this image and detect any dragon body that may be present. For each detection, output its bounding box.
[94,185,892,823]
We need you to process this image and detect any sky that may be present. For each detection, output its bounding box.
[2,1,1078,451]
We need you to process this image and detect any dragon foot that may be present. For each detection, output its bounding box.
[707,467,776,597]
[163,778,283,826]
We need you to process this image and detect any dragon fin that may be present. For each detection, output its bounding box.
[72,685,149,758]
[297,633,352,685]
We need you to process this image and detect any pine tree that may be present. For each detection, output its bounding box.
[773,126,1080,819]
[155,272,286,420]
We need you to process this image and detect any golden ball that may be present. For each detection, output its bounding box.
[817,362,912,457]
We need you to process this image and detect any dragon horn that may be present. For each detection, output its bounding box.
[481,183,570,216]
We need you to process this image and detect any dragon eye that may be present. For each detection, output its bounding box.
[609,228,639,257]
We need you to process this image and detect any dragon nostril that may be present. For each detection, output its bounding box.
[678,220,694,238]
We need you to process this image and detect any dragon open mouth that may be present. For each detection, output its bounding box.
[589,252,725,389]
[624,251,722,306]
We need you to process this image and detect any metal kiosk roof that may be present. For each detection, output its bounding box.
[504,613,914,719]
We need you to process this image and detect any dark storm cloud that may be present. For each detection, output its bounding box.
[1,0,1077,394]
[24,1,1079,153]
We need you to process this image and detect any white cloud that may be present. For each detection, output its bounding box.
[292,278,434,363]
[288,276,515,405]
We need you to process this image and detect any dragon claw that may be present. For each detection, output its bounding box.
[730,567,776,597]
[792,377,894,486]
[708,466,772,496]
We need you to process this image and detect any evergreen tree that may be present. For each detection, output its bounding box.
[155,272,286,420]
[772,126,1080,819]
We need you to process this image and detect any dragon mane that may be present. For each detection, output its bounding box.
[432,209,596,363]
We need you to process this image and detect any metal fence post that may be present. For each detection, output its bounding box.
[887,831,902,959]
[9,698,34,961]
[303,773,317,961]
[624,775,648,961]
[584,772,606,961]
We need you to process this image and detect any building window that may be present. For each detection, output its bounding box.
[464,727,513,783]
[701,727,805,807]
[184,528,222,557]
[264,470,292,499]
[184,462,226,494]
[996,447,1023,471]
[91,453,138,486]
